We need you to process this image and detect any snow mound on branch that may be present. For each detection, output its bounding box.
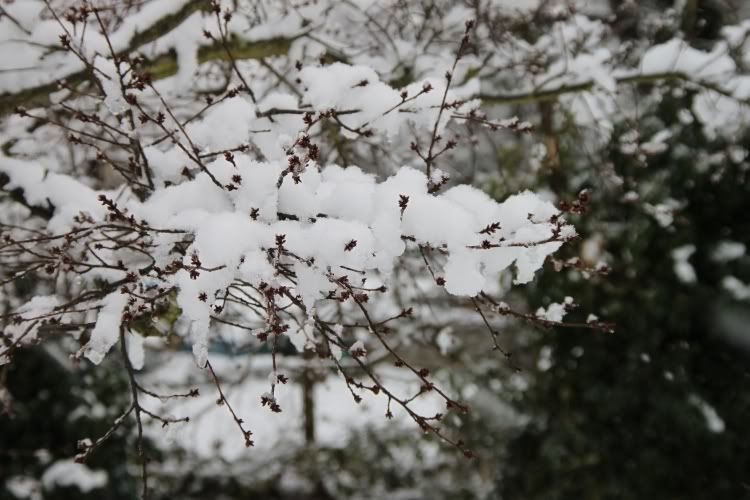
[7,138,571,367]
[107,160,570,364]
[83,292,128,365]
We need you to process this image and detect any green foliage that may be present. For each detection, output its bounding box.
[499,91,750,500]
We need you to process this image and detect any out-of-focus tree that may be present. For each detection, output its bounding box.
[497,3,750,498]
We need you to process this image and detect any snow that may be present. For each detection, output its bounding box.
[537,345,553,371]
[444,249,486,296]
[0,154,104,232]
[1,295,60,364]
[401,194,476,249]
[722,276,750,301]
[83,292,129,365]
[127,331,146,370]
[435,326,457,355]
[298,62,469,139]
[631,38,750,139]
[94,56,127,116]
[300,63,401,135]
[170,13,203,91]
[645,199,682,228]
[278,168,322,219]
[41,461,107,493]
[641,39,736,78]
[711,241,746,262]
[671,245,697,284]
[640,130,672,156]
[536,302,567,322]
[693,91,750,139]
[5,475,41,500]
[187,98,257,151]
[294,263,334,310]
[0,0,195,94]
[492,0,542,12]
[688,395,726,434]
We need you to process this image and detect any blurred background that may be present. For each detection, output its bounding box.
[2,0,750,499]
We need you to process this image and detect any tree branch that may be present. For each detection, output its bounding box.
[479,71,745,106]
[0,0,297,116]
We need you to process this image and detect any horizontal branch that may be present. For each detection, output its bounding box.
[143,35,296,83]
[479,71,744,106]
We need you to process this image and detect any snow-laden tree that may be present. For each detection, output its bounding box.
[1,0,749,497]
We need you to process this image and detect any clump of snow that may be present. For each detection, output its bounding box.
[5,475,41,500]
[671,245,697,284]
[536,297,573,322]
[722,276,750,300]
[645,199,682,228]
[688,395,726,433]
[537,345,553,371]
[711,241,746,263]
[83,292,128,365]
[640,130,672,156]
[641,39,735,78]
[41,461,107,493]
[127,331,146,370]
